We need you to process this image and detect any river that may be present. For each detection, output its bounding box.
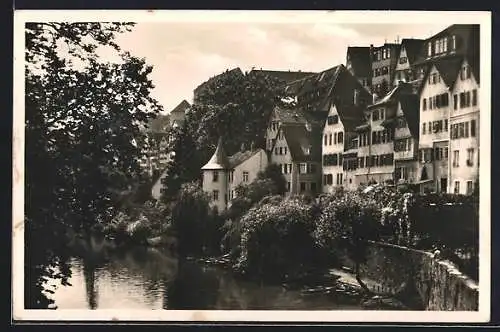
[47,245,365,310]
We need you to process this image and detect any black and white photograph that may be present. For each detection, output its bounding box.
[12,10,491,323]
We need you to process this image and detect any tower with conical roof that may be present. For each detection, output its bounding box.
[201,137,229,212]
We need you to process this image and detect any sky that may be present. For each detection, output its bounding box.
[109,21,452,113]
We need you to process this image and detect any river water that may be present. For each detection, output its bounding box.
[48,245,365,310]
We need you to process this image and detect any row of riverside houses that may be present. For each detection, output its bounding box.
[200,24,480,211]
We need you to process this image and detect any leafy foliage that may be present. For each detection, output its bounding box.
[169,182,212,256]
[160,123,201,202]
[25,22,162,308]
[235,196,323,281]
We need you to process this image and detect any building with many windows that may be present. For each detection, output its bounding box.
[449,57,480,195]
[370,43,401,98]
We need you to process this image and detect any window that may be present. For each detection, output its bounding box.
[334,132,337,144]
[423,123,426,135]
[287,182,291,191]
[274,148,278,155]
[229,170,234,183]
[213,171,219,182]
[399,56,408,64]
[467,181,473,195]
[243,171,249,182]
[279,147,283,155]
[467,148,474,166]
[472,89,477,106]
[459,92,465,108]
[423,98,427,110]
[452,35,456,50]
[310,182,317,192]
[471,120,476,137]
[329,134,332,145]
[373,110,380,121]
[453,150,459,167]
[454,181,460,194]
[338,132,344,144]
[465,91,471,107]
[327,115,339,125]
[213,190,219,201]
[427,42,432,57]
[324,134,327,145]
[453,94,458,110]
[445,119,448,131]
[300,182,306,192]
[310,163,317,174]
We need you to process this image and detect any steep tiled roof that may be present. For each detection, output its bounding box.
[281,125,322,162]
[347,46,372,77]
[249,69,317,83]
[274,106,328,127]
[334,104,366,131]
[399,94,420,139]
[170,100,191,114]
[227,149,263,168]
[419,55,464,93]
[201,137,229,170]
[400,39,425,64]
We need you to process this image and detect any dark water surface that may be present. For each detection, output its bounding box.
[49,246,364,310]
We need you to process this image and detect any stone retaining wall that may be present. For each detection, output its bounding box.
[337,241,479,311]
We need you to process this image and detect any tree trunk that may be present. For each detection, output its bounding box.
[355,261,372,295]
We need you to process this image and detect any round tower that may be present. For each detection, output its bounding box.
[201,137,229,212]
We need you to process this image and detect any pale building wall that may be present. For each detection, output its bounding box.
[356,105,395,185]
[270,128,293,195]
[151,169,168,200]
[449,59,480,194]
[266,110,281,151]
[418,65,451,192]
[202,168,228,212]
[229,149,269,199]
[394,102,419,184]
[393,45,411,86]
[322,105,345,193]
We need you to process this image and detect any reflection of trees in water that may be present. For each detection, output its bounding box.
[162,259,220,310]
[82,259,99,309]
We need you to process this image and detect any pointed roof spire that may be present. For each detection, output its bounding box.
[201,137,229,170]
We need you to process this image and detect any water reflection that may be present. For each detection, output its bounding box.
[51,245,363,310]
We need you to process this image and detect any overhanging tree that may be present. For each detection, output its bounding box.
[25,22,163,308]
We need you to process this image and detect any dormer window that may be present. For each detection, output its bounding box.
[427,42,432,57]
[304,145,311,155]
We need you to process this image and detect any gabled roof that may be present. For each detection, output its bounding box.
[249,69,317,83]
[201,137,229,170]
[273,105,328,127]
[170,100,190,114]
[399,93,420,139]
[284,64,370,114]
[418,55,464,95]
[332,103,365,132]
[400,38,425,64]
[281,125,322,162]
[227,149,263,169]
[347,46,372,77]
